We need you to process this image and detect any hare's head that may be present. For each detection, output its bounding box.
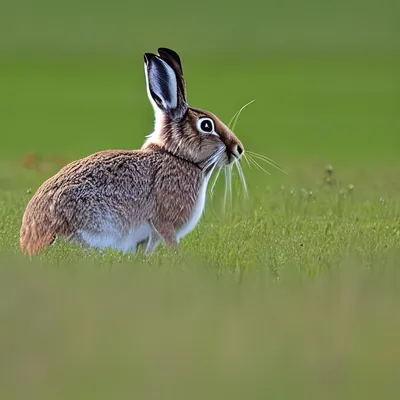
[142,48,244,171]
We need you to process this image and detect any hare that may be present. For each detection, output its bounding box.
[20,48,244,256]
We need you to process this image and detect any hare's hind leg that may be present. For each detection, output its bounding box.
[127,223,153,254]
[127,222,176,256]
[148,220,178,251]
[143,232,161,256]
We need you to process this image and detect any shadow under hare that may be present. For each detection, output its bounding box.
[20,48,245,256]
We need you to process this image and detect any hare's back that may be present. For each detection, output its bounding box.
[58,150,155,194]
[55,149,155,192]
[46,150,158,229]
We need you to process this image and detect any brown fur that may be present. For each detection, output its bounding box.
[21,149,204,255]
[20,48,244,256]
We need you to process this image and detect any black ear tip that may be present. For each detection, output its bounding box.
[158,47,180,58]
[158,47,173,53]
[144,53,157,64]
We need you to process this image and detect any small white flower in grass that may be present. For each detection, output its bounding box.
[325,164,334,175]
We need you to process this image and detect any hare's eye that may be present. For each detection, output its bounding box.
[197,118,215,134]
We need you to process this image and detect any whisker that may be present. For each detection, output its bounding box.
[243,153,252,169]
[249,154,287,175]
[228,165,233,207]
[208,161,218,180]
[246,151,287,174]
[203,154,218,171]
[235,160,248,199]
[246,150,281,166]
[210,166,223,198]
[247,155,271,175]
[203,146,225,171]
[222,165,233,212]
[223,167,229,212]
[229,99,256,132]
[228,109,240,131]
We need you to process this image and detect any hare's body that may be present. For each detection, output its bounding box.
[21,148,205,254]
[21,48,244,256]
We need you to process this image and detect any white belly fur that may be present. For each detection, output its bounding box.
[176,173,210,242]
[80,223,152,253]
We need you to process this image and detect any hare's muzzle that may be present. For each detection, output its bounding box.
[228,143,244,163]
[233,144,244,158]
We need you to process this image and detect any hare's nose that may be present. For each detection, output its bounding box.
[232,144,244,159]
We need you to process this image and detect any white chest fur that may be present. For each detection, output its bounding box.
[176,174,210,242]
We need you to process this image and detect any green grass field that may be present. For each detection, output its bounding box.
[1,0,399,398]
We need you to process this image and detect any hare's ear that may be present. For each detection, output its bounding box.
[158,48,183,76]
[144,53,187,121]
[158,48,187,100]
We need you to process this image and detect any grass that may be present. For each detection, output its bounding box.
[1,162,400,399]
[1,164,400,272]
[1,0,400,398]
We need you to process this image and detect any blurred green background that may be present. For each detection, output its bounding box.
[1,1,399,399]
[1,0,398,166]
